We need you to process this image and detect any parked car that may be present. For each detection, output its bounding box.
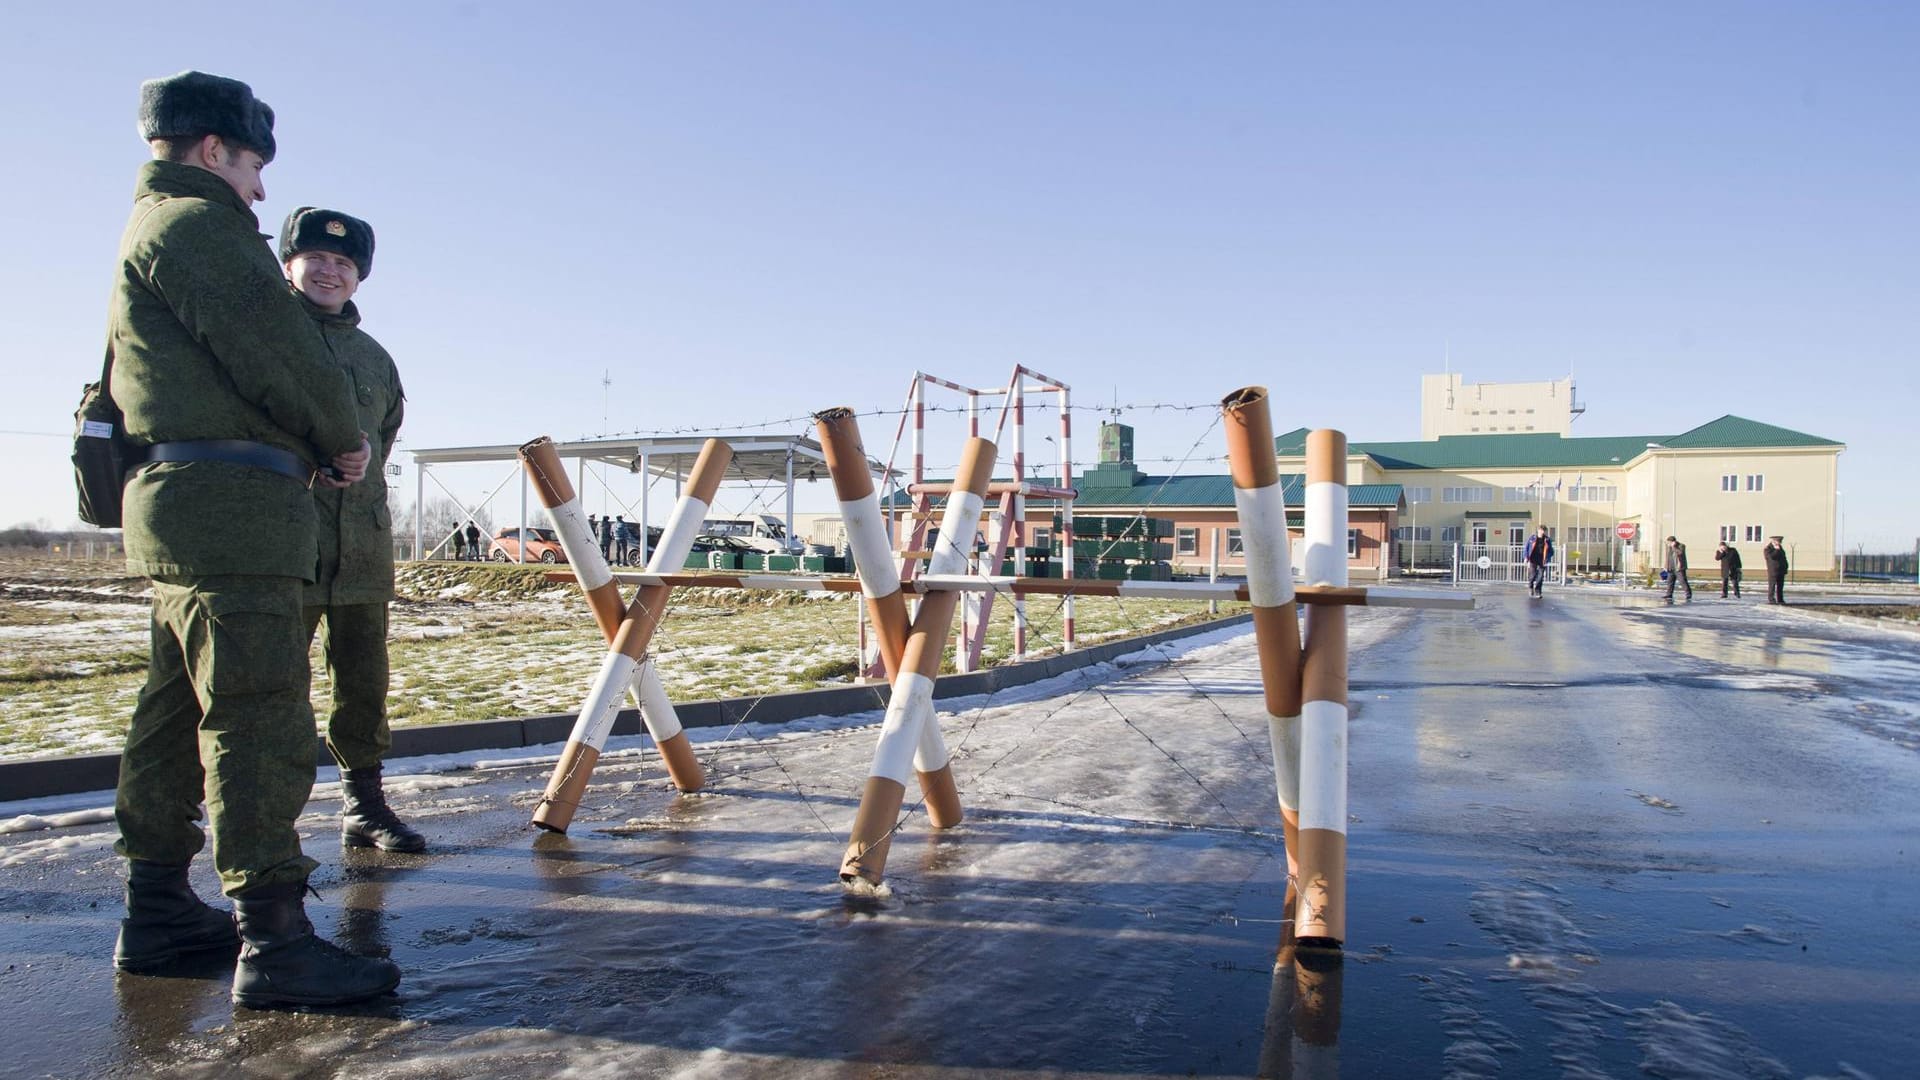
[612,524,667,566]
[489,526,567,564]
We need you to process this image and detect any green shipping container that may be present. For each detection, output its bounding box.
[1069,539,1171,561]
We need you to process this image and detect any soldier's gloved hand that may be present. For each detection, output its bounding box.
[323,435,373,487]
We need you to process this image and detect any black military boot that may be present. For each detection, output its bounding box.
[230,882,401,1009]
[341,766,426,852]
[113,860,240,973]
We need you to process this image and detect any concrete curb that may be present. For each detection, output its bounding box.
[0,614,1250,802]
[1777,606,1920,638]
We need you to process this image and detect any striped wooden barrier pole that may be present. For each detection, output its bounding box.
[816,408,963,829]
[1298,428,1350,945]
[586,570,1471,610]
[814,408,911,680]
[519,437,702,793]
[532,438,733,832]
[1222,387,1305,888]
[840,436,996,884]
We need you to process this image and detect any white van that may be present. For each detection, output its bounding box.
[700,514,804,555]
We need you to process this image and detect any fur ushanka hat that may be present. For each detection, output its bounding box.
[137,71,277,162]
[279,207,375,280]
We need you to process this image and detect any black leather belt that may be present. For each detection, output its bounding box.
[140,440,317,485]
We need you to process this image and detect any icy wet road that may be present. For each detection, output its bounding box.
[1,590,1915,1078]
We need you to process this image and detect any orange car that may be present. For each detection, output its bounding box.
[488,527,567,564]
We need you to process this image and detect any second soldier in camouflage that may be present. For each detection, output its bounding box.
[278,207,423,852]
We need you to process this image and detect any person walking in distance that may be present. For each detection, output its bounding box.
[615,514,631,565]
[1714,540,1744,599]
[1663,536,1693,602]
[1523,525,1553,597]
[464,521,481,561]
[599,511,614,562]
[280,207,424,854]
[106,71,399,1009]
[1763,535,1790,604]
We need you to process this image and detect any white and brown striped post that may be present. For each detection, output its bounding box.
[840,436,996,884]
[814,409,910,681]
[519,438,703,794]
[1297,428,1350,945]
[1222,388,1306,888]
[817,408,965,831]
[532,438,733,833]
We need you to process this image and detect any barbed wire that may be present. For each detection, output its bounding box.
[572,398,1228,443]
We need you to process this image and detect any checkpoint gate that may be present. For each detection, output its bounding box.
[1453,543,1564,586]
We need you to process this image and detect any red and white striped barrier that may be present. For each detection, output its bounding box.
[532,438,732,833]
[580,570,1470,609]
[840,436,996,884]
[816,407,962,829]
[519,438,703,794]
[1223,388,1306,889]
[1296,429,1350,945]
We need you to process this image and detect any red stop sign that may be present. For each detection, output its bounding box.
[1616,522,1638,541]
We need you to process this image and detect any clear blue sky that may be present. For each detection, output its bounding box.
[2,3,1913,548]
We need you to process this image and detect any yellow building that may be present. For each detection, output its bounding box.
[1285,377,1843,579]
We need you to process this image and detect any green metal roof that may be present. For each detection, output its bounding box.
[1662,415,1841,449]
[1274,427,1312,456]
[1273,414,1840,471]
[1347,433,1657,470]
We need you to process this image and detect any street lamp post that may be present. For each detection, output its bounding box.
[1409,495,1419,575]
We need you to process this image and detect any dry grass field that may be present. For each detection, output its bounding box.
[0,550,1240,761]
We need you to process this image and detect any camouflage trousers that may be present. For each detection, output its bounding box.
[304,602,392,771]
[114,574,319,896]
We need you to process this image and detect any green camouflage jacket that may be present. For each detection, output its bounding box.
[110,160,361,580]
[303,295,404,605]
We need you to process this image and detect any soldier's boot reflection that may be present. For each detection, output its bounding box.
[336,866,393,958]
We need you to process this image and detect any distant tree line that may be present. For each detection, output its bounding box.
[0,523,125,554]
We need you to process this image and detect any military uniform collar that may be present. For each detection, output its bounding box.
[292,288,362,328]
[134,159,259,227]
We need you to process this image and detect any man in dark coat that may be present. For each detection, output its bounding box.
[281,207,423,854]
[107,71,398,1009]
[615,514,631,565]
[1714,541,1744,598]
[464,521,482,560]
[1763,536,1790,604]
[599,512,615,561]
[1523,525,1553,597]
[1663,536,1692,601]
[449,525,464,561]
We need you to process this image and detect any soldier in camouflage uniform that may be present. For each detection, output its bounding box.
[278,206,424,853]
[107,70,400,1009]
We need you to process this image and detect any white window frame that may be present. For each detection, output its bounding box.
[1174,528,1198,557]
[1347,529,1360,558]
[1226,529,1244,557]
[1746,474,1764,492]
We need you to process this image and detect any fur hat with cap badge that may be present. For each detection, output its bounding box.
[279,207,375,280]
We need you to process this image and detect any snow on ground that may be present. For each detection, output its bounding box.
[2,586,1915,1078]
